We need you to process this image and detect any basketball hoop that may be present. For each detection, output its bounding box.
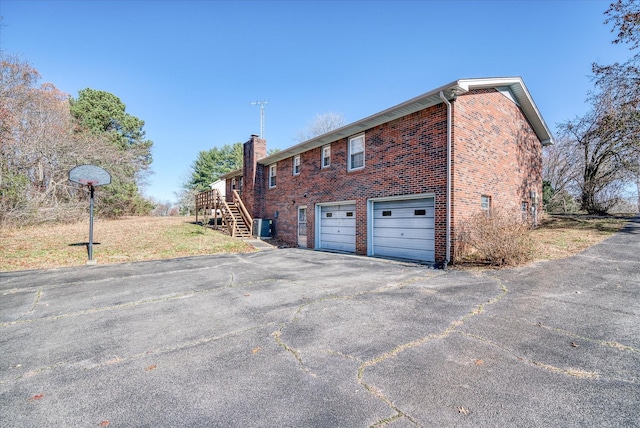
[69,165,111,264]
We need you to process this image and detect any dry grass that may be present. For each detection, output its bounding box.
[454,213,631,268]
[0,213,633,272]
[0,216,254,272]
[531,214,631,261]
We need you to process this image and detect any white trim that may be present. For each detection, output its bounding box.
[268,164,277,188]
[245,76,553,169]
[348,134,365,171]
[322,144,331,168]
[293,155,301,176]
[298,205,308,248]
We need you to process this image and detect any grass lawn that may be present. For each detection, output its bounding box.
[0,214,634,272]
[0,216,254,272]
[531,214,632,261]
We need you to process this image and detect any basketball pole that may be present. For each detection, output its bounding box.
[88,184,95,262]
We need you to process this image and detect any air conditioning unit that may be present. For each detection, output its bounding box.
[252,219,273,237]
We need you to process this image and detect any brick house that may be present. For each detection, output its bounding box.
[221,77,552,267]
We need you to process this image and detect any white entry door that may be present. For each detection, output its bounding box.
[298,207,307,248]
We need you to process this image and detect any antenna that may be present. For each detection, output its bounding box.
[250,100,268,139]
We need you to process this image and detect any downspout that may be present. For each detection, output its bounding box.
[439,91,452,269]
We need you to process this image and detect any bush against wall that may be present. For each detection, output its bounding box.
[455,207,535,266]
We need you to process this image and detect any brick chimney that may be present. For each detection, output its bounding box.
[243,135,267,218]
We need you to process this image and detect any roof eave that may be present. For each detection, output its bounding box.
[252,77,554,166]
[456,77,554,145]
[220,168,242,180]
[257,79,465,165]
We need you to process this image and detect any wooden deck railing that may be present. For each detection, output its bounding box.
[195,188,252,237]
[232,190,252,233]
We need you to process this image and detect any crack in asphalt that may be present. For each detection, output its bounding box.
[15,287,43,321]
[1,323,274,385]
[0,278,278,328]
[358,274,509,427]
[457,331,605,381]
[536,323,640,354]
[270,273,508,428]
[0,253,251,289]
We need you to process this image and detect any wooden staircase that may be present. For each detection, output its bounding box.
[226,205,251,237]
[195,189,252,238]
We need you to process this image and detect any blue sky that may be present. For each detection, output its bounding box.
[0,0,632,203]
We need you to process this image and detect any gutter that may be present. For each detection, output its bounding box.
[439,91,452,269]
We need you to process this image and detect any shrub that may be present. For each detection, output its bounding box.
[455,207,535,267]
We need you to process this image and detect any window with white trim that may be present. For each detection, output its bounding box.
[348,134,365,171]
[322,145,331,168]
[269,164,277,188]
[293,155,300,175]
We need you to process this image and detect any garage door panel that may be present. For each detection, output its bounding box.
[320,224,356,233]
[321,218,356,227]
[320,240,355,252]
[373,227,434,240]
[374,236,435,251]
[374,246,435,262]
[322,235,353,246]
[375,199,434,209]
[321,230,356,242]
[373,211,434,220]
[372,198,435,263]
[322,205,355,216]
[319,204,356,253]
[373,217,435,230]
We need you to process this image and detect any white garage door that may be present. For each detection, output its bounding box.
[319,204,356,253]
[372,198,435,262]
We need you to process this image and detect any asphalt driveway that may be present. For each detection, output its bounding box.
[1,218,639,427]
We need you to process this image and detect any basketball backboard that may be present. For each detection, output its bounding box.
[69,164,111,186]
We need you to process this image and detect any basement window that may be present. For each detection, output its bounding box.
[481,195,491,211]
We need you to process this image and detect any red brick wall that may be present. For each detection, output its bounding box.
[242,135,267,218]
[450,89,543,239]
[242,88,543,266]
[260,104,449,262]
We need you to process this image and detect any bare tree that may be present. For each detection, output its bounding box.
[0,53,149,226]
[557,87,640,214]
[542,138,580,212]
[593,0,640,212]
[295,112,345,142]
[150,198,174,216]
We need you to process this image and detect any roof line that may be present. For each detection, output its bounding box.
[222,77,552,175]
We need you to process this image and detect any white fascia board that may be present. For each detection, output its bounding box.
[255,77,552,167]
[458,77,554,144]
